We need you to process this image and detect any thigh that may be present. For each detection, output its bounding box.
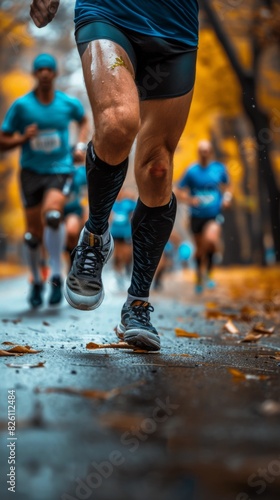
[135,90,193,203]
[203,220,221,243]
[20,169,45,208]
[65,214,82,237]
[42,189,66,215]
[25,205,43,239]
[81,39,139,123]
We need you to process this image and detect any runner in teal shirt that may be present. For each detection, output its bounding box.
[0,53,88,309]
[1,89,84,174]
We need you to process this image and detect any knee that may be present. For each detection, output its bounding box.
[95,105,140,154]
[24,232,40,249]
[145,147,171,180]
[45,210,62,230]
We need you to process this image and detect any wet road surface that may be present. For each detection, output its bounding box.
[0,267,280,500]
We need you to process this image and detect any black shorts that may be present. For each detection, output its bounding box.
[190,216,215,235]
[20,169,73,208]
[75,20,197,100]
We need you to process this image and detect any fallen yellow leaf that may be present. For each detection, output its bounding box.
[241,332,263,343]
[174,328,199,338]
[228,368,269,380]
[252,323,275,334]
[224,320,240,334]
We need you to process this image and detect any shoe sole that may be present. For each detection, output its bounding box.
[115,322,125,340]
[64,285,105,311]
[64,236,114,311]
[124,328,161,352]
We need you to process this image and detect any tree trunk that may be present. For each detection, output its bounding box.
[199,0,280,261]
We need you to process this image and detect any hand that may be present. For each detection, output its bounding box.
[30,0,60,28]
[23,124,38,142]
[222,199,231,210]
[73,149,86,164]
[190,196,201,207]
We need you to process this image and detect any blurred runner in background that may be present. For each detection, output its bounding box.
[64,164,88,269]
[0,53,88,308]
[175,140,232,293]
[110,188,137,289]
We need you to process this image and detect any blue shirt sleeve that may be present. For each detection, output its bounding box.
[1,101,21,133]
[220,164,229,184]
[69,97,85,122]
[178,168,191,189]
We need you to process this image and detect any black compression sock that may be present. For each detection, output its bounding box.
[207,251,214,273]
[85,142,128,235]
[195,256,202,282]
[128,194,177,297]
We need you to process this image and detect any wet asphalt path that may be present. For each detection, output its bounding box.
[0,269,280,500]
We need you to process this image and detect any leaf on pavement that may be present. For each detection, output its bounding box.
[6,361,46,369]
[2,341,16,345]
[252,323,275,334]
[0,350,22,357]
[241,332,263,343]
[239,305,259,321]
[224,320,240,334]
[228,368,270,380]
[7,345,42,354]
[175,328,199,338]
[0,344,42,356]
[87,341,139,351]
[205,309,237,320]
[35,380,144,400]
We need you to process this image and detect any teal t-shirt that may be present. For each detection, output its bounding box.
[110,198,136,240]
[178,162,229,218]
[74,0,199,47]
[1,90,85,174]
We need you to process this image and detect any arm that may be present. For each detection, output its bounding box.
[30,0,60,28]
[173,186,200,207]
[0,125,38,152]
[220,165,232,209]
[73,115,90,163]
[221,184,233,209]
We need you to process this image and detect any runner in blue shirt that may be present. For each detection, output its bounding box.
[0,53,88,308]
[30,0,199,352]
[64,164,88,269]
[176,140,232,293]
[110,188,136,287]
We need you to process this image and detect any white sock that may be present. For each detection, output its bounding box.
[44,223,66,277]
[25,245,41,284]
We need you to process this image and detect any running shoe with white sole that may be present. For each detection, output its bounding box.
[116,300,160,351]
[64,227,114,310]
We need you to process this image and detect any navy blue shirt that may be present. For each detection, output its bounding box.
[178,162,229,218]
[75,0,199,47]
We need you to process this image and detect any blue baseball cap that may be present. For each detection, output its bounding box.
[33,53,57,72]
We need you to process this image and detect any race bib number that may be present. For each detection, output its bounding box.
[113,213,127,224]
[196,190,219,208]
[30,130,61,153]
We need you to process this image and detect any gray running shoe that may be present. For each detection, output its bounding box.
[116,300,160,351]
[64,227,114,310]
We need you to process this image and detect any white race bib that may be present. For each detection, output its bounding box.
[30,129,61,153]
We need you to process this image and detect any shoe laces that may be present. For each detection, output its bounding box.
[74,244,104,278]
[130,302,154,325]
